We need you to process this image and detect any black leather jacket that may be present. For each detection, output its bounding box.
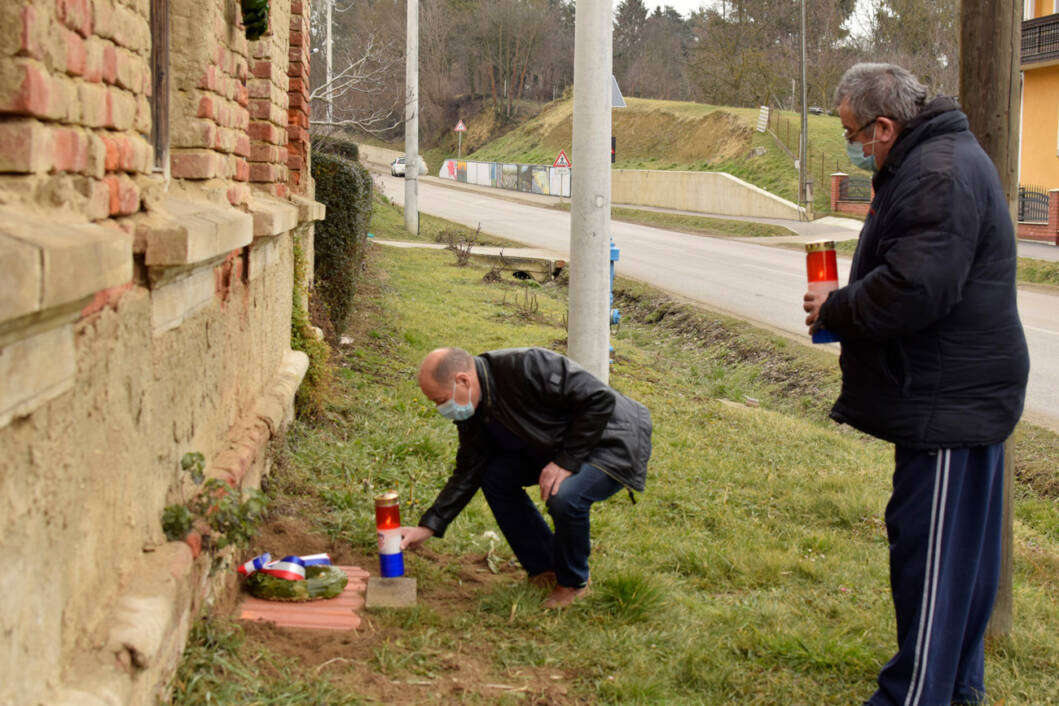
[819,98,1029,448]
[418,348,653,537]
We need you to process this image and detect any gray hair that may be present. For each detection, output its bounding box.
[431,347,473,384]
[833,63,927,125]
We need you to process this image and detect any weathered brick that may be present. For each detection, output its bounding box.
[53,127,89,172]
[114,47,144,92]
[247,120,281,144]
[18,5,46,60]
[233,156,249,182]
[213,126,238,154]
[197,94,215,121]
[107,87,138,131]
[0,119,52,172]
[234,133,250,158]
[248,78,270,100]
[247,98,270,120]
[198,64,218,92]
[227,183,250,206]
[287,153,303,171]
[57,0,93,38]
[249,142,277,163]
[235,82,248,108]
[286,124,308,147]
[0,60,52,118]
[101,41,117,84]
[290,28,304,48]
[170,150,223,179]
[104,173,139,214]
[248,161,280,183]
[83,36,104,82]
[134,92,150,134]
[171,118,216,150]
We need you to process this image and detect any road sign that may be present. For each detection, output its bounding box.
[552,150,571,168]
[611,75,626,108]
[454,120,467,132]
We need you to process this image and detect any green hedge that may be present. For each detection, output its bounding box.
[311,151,373,336]
[314,136,360,162]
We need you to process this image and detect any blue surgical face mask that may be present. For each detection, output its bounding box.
[436,381,475,421]
[846,138,878,173]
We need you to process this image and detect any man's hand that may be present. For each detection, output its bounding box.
[539,462,573,501]
[803,290,828,331]
[400,526,435,551]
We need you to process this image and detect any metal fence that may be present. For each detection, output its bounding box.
[1019,185,1050,223]
[438,159,572,198]
[839,176,872,202]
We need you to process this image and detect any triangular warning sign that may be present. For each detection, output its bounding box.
[552,150,571,168]
[454,120,467,132]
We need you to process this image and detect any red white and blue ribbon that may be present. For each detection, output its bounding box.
[236,552,332,580]
[236,553,272,576]
[299,553,332,566]
[260,555,307,581]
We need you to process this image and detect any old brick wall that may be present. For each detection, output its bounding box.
[0,0,324,703]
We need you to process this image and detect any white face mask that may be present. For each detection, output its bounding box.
[436,381,475,421]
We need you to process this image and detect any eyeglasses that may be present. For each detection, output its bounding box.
[843,119,877,144]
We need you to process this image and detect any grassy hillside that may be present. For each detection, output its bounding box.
[461,96,871,216]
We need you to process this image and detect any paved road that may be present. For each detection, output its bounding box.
[375,173,1059,432]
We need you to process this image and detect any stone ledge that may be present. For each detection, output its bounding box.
[249,193,299,238]
[0,207,132,326]
[0,324,76,429]
[141,197,253,267]
[289,193,326,223]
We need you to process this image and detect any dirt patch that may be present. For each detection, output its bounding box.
[225,514,582,705]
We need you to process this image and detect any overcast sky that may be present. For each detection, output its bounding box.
[631,0,875,37]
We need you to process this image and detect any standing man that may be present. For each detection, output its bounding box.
[803,63,1029,705]
[401,346,652,609]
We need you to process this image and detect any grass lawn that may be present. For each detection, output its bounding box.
[170,205,1059,704]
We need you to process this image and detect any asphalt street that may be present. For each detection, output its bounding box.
[373,171,1059,433]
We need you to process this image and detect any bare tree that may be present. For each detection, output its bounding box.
[308,0,404,137]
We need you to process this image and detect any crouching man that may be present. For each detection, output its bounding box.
[400,347,652,609]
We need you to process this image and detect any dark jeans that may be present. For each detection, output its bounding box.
[868,444,1004,706]
[480,451,623,588]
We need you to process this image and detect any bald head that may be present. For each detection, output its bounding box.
[418,348,479,407]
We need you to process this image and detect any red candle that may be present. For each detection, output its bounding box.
[806,241,840,344]
[375,491,404,577]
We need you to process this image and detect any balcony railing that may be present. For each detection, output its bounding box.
[1023,14,1059,65]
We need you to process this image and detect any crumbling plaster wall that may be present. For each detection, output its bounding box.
[0,0,323,702]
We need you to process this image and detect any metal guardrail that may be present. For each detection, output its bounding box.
[1019,185,1050,223]
[1022,14,1059,65]
[839,176,872,202]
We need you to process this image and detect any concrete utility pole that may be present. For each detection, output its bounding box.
[568,0,613,383]
[404,0,419,235]
[798,0,808,215]
[571,0,614,381]
[325,0,333,125]
[959,0,1021,639]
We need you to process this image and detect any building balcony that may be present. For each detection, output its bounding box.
[1023,14,1059,66]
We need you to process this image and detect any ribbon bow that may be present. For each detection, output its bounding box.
[236,552,332,581]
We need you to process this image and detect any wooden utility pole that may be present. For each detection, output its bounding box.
[958,0,1021,639]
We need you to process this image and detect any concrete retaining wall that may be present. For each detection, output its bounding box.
[611,169,805,220]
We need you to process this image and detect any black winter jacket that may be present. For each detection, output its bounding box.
[819,97,1029,449]
[418,348,653,537]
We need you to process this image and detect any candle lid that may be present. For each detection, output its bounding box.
[375,490,400,507]
[805,240,836,253]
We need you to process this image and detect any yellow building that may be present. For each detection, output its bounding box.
[1021,0,1059,189]
[1019,0,1059,241]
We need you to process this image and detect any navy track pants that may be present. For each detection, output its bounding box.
[868,444,1005,706]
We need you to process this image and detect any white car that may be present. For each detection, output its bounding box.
[390,156,427,176]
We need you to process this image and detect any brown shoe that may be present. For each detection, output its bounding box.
[528,570,557,590]
[542,584,589,609]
